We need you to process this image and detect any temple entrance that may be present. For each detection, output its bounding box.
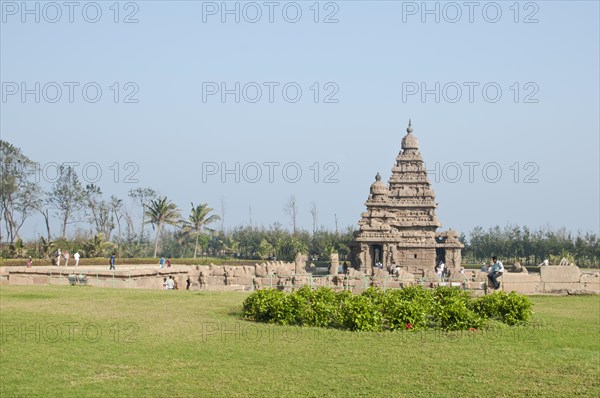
[436,247,446,266]
[371,244,383,268]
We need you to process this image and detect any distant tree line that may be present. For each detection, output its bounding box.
[461,225,599,267]
[0,139,351,262]
[1,140,598,266]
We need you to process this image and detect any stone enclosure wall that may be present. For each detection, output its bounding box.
[3,263,599,296]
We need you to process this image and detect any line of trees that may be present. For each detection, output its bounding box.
[0,140,350,262]
[1,140,598,266]
[462,225,599,267]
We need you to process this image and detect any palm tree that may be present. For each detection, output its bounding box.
[183,202,220,259]
[84,233,113,258]
[145,196,181,258]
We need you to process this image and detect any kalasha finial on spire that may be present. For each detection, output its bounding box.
[375,172,381,181]
[407,119,414,134]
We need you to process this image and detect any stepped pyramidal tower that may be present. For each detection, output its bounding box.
[350,120,463,275]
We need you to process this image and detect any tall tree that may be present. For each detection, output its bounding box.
[0,140,42,243]
[144,196,181,258]
[183,202,221,258]
[284,195,298,234]
[47,165,85,238]
[128,187,157,242]
[83,184,114,238]
[310,201,318,235]
[111,195,124,241]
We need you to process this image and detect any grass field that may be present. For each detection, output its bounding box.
[0,286,598,397]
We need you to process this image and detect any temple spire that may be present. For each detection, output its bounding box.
[407,119,413,134]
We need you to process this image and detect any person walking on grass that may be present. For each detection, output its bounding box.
[109,253,116,270]
[74,251,80,267]
[159,256,165,269]
[488,256,504,290]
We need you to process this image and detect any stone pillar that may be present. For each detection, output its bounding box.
[295,252,307,274]
[329,253,339,275]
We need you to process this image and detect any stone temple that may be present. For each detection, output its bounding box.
[350,120,463,276]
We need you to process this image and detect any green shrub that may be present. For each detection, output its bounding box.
[340,294,383,332]
[243,286,533,331]
[432,297,483,331]
[303,287,340,328]
[473,291,533,325]
[242,288,287,323]
[384,298,429,331]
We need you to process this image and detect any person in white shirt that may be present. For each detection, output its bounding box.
[437,261,445,280]
[488,256,504,290]
[74,252,80,267]
[166,276,174,290]
[56,249,61,266]
[64,251,70,266]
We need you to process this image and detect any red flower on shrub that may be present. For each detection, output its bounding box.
[406,323,413,330]
[468,328,478,332]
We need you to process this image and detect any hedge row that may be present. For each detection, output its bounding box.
[242,286,533,331]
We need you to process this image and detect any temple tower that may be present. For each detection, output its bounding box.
[350,120,463,276]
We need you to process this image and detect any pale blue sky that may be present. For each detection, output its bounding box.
[1,1,599,238]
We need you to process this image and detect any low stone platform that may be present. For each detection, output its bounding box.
[4,265,192,290]
[2,263,598,295]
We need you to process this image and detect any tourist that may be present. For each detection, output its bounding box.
[166,258,171,268]
[109,253,116,270]
[27,256,33,268]
[159,256,165,269]
[488,256,504,290]
[459,267,465,275]
[173,276,178,290]
[64,251,70,266]
[186,276,192,290]
[163,277,168,290]
[55,248,61,266]
[74,251,80,267]
[437,261,445,281]
[343,261,349,274]
[480,262,491,272]
[538,259,549,267]
[166,276,174,290]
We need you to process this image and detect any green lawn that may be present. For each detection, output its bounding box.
[1,286,598,397]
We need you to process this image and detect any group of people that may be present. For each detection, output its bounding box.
[482,256,504,290]
[159,256,172,269]
[54,249,81,267]
[162,276,178,290]
[435,261,449,280]
[162,276,193,290]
